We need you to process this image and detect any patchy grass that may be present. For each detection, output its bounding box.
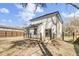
[0,37,78,56]
[0,38,43,56]
[64,35,79,43]
[64,36,74,41]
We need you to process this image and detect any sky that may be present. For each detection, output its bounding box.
[0,3,79,27]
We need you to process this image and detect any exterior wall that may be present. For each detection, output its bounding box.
[31,19,44,25]
[57,20,62,38]
[31,14,56,25]
[37,24,45,39]
[37,16,57,36]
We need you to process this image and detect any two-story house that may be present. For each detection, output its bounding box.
[28,11,63,41]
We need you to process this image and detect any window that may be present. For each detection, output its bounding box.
[34,28,37,35]
[45,29,51,37]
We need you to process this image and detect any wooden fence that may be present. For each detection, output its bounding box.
[0,30,25,37]
[63,32,79,41]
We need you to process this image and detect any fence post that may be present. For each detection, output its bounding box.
[62,32,64,41]
[73,32,75,41]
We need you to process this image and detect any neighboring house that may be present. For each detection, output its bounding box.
[28,11,63,40]
[0,25,25,37]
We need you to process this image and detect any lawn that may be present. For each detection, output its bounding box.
[64,35,79,42]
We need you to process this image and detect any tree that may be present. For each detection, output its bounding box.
[64,17,79,36]
[67,3,79,9]
[20,3,79,11]
[20,3,46,12]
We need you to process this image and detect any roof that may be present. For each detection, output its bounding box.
[0,25,24,30]
[30,11,63,23]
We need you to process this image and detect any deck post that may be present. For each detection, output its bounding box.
[62,32,64,40]
[73,32,75,41]
[50,29,52,40]
[40,33,42,42]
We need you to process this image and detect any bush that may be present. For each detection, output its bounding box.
[74,37,79,44]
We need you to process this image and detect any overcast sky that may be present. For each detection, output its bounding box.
[0,3,79,27]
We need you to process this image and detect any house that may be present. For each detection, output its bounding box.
[28,11,63,41]
[0,25,26,38]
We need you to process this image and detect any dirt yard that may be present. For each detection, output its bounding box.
[0,37,78,56]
